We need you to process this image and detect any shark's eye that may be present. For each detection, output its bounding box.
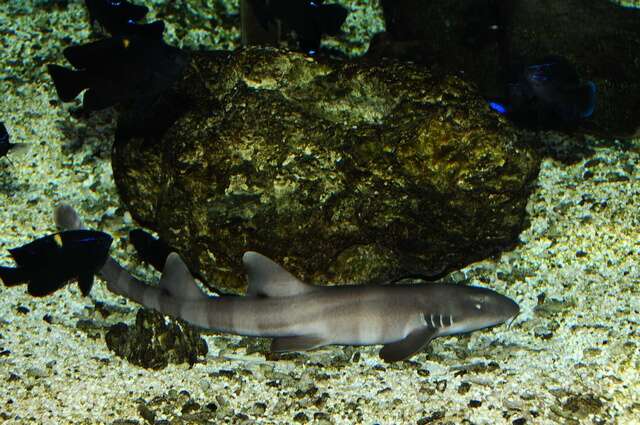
[475,303,482,310]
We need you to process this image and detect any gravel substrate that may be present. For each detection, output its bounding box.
[0,1,638,424]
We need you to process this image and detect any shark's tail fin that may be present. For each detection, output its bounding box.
[55,204,84,231]
[51,204,217,329]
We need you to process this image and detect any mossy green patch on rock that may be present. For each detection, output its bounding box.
[113,47,539,292]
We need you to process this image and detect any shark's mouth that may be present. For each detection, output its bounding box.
[506,312,520,330]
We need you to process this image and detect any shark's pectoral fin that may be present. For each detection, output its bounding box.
[243,251,315,298]
[379,327,437,362]
[270,335,328,353]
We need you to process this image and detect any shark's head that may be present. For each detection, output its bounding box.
[430,285,520,336]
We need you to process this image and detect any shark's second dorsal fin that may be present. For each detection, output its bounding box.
[159,253,207,301]
[243,251,314,298]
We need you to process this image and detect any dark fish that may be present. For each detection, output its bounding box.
[47,33,186,111]
[0,230,113,297]
[129,229,232,297]
[489,55,596,129]
[0,122,29,160]
[129,228,173,272]
[250,0,348,54]
[84,0,161,37]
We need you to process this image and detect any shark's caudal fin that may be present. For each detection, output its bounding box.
[242,251,315,297]
[55,204,84,231]
[159,253,207,301]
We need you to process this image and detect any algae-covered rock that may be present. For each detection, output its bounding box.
[113,47,539,293]
[377,0,640,137]
[105,309,207,369]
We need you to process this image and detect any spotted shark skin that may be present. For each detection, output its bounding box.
[55,205,519,362]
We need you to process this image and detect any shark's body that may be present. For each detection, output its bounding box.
[56,205,519,362]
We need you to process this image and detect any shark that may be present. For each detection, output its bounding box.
[55,205,520,362]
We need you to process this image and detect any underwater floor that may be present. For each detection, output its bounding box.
[0,1,638,424]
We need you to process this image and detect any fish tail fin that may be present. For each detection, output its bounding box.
[577,81,597,118]
[47,64,89,102]
[0,266,28,287]
[316,4,348,35]
[54,204,84,231]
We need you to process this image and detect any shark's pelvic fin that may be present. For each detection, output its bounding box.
[243,251,314,297]
[270,335,328,352]
[159,252,207,301]
[378,327,437,362]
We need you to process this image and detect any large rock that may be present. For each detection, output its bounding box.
[112,47,539,293]
[376,0,640,137]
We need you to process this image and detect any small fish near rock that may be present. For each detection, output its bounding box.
[129,228,174,273]
[488,56,596,130]
[128,228,229,296]
[47,32,186,113]
[0,229,113,297]
[244,0,349,54]
[376,0,640,137]
[84,0,163,38]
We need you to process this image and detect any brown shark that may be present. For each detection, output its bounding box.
[55,205,519,362]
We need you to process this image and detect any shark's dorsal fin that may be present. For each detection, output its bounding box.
[243,251,314,297]
[379,327,437,362]
[159,253,207,301]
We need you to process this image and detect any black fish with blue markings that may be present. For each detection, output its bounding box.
[129,228,231,297]
[250,0,348,54]
[129,228,173,273]
[0,230,113,297]
[489,55,596,129]
[84,0,162,37]
[47,33,186,111]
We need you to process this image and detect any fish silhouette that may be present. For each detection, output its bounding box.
[0,230,113,297]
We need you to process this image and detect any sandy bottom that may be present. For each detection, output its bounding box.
[0,1,638,424]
